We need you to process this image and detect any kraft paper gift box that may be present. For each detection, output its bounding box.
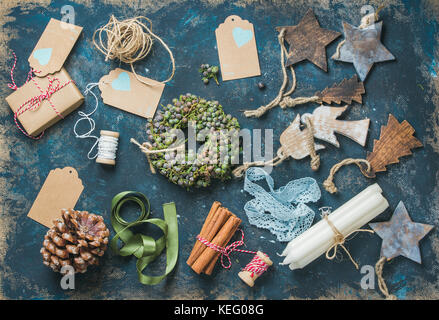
[5,68,84,137]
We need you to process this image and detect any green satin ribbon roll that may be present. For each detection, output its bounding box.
[110,191,178,285]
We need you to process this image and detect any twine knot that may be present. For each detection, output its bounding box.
[243,106,267,118]
[232,147,287,178]
[196,229,256,269]
[279,95,320,109]
[320,207,374,270]
[130,138,186,174]
[323,178,338,194]
[303,116,320,171]
[310,154,320,171]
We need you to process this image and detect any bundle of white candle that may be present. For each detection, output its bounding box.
[280,183,389,270]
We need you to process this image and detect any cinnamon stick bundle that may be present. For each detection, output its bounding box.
[187,201,242,275]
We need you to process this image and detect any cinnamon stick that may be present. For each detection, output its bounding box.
[188,207,230,269]
[186,201,221,266]
[191,215,242,274]
[204,213,241,275]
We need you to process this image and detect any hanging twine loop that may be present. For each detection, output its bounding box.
[243,29,297,118]
[323,158,372,194]
[375,257,397,300]
[334,5,385,59]
[93,15,175,85]
[320,207,374,270]
[232,147,287,178]
[130,138,185,174]
[303,116,320,171]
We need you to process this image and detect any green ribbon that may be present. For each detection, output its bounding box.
[110,191,178,285]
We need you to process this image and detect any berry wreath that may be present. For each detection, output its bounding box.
[146,93,241,188]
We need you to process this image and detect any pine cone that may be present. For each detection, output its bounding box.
[41,209,110,274]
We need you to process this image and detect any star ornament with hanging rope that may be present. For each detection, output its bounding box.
[276,8,341,72]
[332,21,395,81]
[369,201,433,299]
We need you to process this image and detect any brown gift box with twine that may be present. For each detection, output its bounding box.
[6,68,84,137]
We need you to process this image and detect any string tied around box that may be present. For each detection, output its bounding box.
[196,229,272,287]
[8,51,72,139]
[93,15,175,86]
[73,83,120,165]
[320,207,374,270]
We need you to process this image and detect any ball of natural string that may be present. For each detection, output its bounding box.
[93,15,154,64]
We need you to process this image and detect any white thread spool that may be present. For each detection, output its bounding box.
[96,130,119,165]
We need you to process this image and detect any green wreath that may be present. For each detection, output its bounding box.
[146,93,240,188]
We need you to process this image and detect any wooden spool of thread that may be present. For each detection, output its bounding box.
[238,251,273,287]
[96,130,119,165]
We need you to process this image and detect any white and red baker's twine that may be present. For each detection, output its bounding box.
[196,229,270,278]
[8,51,74,139]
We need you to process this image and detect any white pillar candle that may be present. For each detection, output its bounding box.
[280,183,389,270]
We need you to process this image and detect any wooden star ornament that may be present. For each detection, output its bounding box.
[369,201,433,263]
[332,21,395,81]
[276,9,341,72]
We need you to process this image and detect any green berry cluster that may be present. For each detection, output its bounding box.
[146,93,240,188]
[199,64,219,85]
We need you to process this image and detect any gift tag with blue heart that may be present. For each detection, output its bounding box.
[111,72,131,91]
[33,48,53,66]
[99,68,165,119]
[29,18,82,77]
[215,15,261,81]
[232,27,253,48]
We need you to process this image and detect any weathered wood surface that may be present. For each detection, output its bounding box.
[301,105,370,147]
[279,114,325,160]
[316,75,365,105]
[360,114,423,178]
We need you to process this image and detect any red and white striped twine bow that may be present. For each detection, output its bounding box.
[8,51,74,139]
[197,229,266,272]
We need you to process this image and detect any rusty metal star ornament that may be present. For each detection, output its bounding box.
[332,21,395,81]
[276,9,341,72]
[369,201,433,263]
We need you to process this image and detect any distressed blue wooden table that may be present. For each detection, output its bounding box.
[1,0,438,300]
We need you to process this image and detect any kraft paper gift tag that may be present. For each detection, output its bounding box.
[5,68,84,137]
[98,68,165,118]
[29,18,83,77]
[215,15,261,81]
[28,167,84,228]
